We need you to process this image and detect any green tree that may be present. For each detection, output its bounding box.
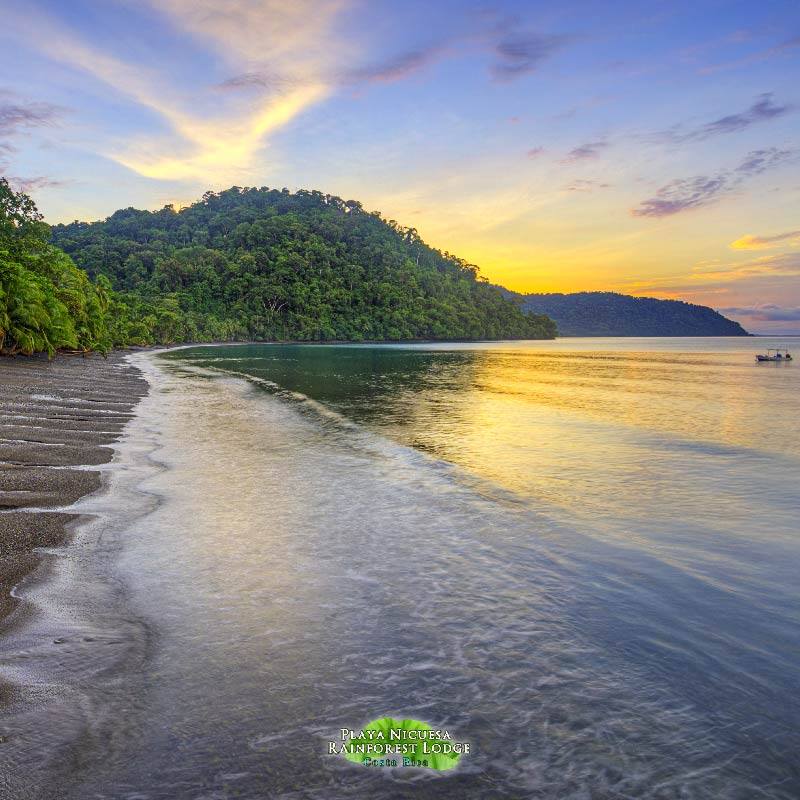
[0,177,118,356]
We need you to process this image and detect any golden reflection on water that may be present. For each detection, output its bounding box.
[171,340,799,528]
[352,348,799,520]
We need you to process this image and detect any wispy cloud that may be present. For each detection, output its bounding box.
[8,175,68,192]
[718,303,800,321]
[735,147,792,175]
[661,93,791,143]
[0,99,64,136]
[619,251,800,305]
[632,147,794,218]
[0,142,13,171]
[346,45,446,85]
[632,175,728,217]
[564,179,610,192]
[560,140,608,164]
[730,230,800,250]
[491,30,567,81]
[690,252,800,282]
[4,3,573,186]
[5,1,348,183]
[218,11,568,92]
[699,35,800,75]
[219,47,441,94]
[696,93,789,138]
[0,96,65,173]
[215,72,306,93]
[154,0,347,73]
[527,146,545,159]
[218,43,448,92]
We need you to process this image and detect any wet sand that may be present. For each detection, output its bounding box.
[0,352,148,628]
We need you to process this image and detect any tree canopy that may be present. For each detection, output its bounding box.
[51,186,556,346]
[0,177,112,356]
[2,182,556,357]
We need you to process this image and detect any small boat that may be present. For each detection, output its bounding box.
[755,348,793,362]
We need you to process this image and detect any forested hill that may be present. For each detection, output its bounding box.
[498,290,749,337]
[50,187,555,344]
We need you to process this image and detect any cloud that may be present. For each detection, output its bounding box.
[8,175,68,192]
[775,35,800,54]
[560,140,608,164]
[346,45,446,85]
[695,93,790,138]
[4,1,346,183]
[564,179,610,192]
[699,36,800,75]
[0,141,14,171]
[661,94,792,143]
[153,0,347,72]
[616,250,800,311]
[730,230,800,250]
[491,32,567,81]
[3,4,570,185]
[217,11,566,91]
[691,252,800,282]
[632,175,728,217]
[717,304,800,321]
[219,42,447,92]
[632,148,794,218]
[735,147,793,175]
[527,146,544,158]
[215,72,305,93]
[0,97,65,174]
[0,100,64,136]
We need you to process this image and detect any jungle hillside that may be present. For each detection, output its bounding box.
[52,186,556,347]
[1,183,557,356]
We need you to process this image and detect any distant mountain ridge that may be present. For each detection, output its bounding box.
[498,290,750,337]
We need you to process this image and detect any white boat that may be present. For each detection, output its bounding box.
[755,348,793,362]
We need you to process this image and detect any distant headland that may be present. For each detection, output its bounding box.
[498,290,750,337]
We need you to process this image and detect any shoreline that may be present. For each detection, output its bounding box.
[0,352,148,633]
[0,351,157,799]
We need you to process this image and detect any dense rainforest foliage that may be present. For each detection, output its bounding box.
[49,186,555,346]
[499,290,749,337]
[0,182,556,356]
[0,177,114,356]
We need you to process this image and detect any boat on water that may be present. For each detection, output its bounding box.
[755,348,793,362]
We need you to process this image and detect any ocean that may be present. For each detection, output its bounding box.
[4,338,800,798]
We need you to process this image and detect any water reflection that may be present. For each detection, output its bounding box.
[95,339,798,799]
[170,341,800,514]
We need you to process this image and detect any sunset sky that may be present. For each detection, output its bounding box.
[1,0,798,332]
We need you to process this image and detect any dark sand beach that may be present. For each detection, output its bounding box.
[0,353,147,629]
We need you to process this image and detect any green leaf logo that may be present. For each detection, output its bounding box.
[341,717,465,771]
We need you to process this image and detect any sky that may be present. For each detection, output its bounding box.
[1,0,799,333]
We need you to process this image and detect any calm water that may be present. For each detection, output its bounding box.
[3,338,799,799]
